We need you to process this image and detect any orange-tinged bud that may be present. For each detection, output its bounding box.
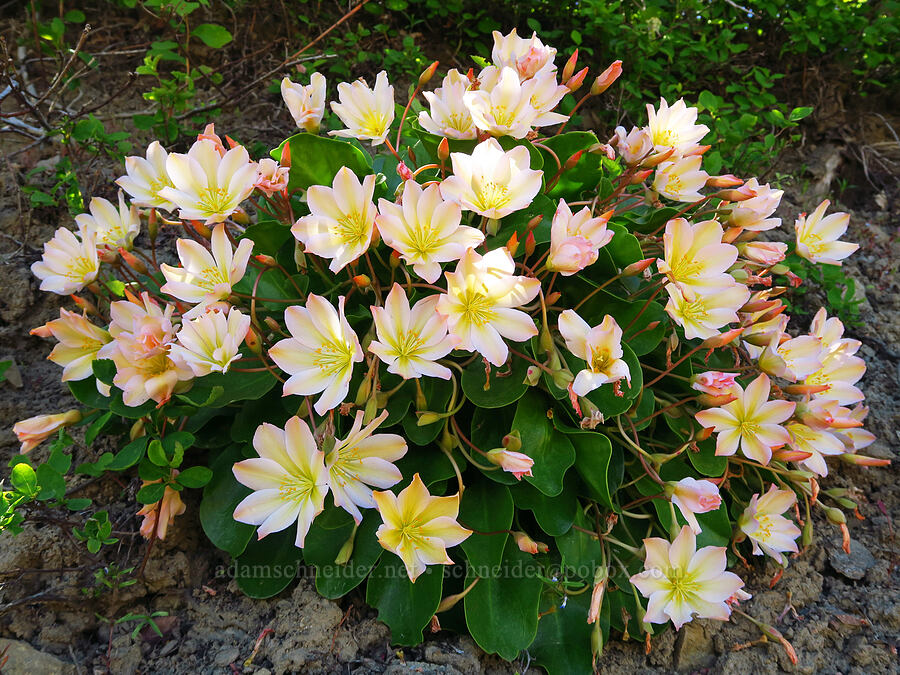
[231,207,251,226]
[563,149,584,171]
[389,249,402,269]
[715,187,757,202]
[566,66,589,92]
[437,137,450,162]
[396,161,414,182]
[130,418,146,441]
[70,294,100,316]
[622,257,656,277]
[697,392,738,407]
[353,274,371,289]
[148,208,158,242]
[525,230,536,257]
[641,147,675,168]
[192,220,213,239]
[254,253,278,267]
[591,60,622,95]
[629,169,654,184]
[840,453,891,467]
[280,141,292,168]
[587,577,607,624]
[706,174,744,188]
[758,303,787,323]
[97,248,118,265]
[13,410,82,453]
[694,425,714,441]
[419,60,439,87]
[740,298,780,313]
[561,49,578,82]
[30,323,52,338]
[407,145,417,165]
[684,144,712,157]
[701,327,744,349]
[772,448,813,462]
[513,531,540,555]
[225,135,240,150]
[264,316,282,333]
[244,326,263,355]
[502,430,522,453]
[782,383,831,396]
[506,231,519,257]
[119,248,147,274]
[545,291,561,306]
[526,214,543,232]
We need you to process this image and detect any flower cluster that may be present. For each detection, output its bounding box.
[12,28,884,669]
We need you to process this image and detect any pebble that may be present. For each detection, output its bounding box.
[214,645,241,667]
[827,537,876,580]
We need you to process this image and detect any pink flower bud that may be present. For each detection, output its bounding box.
[706,174,744,188]
[591,60,622,95]
[739,241,787,266]
[13,410,82,453]
[486,448,534,480]
[667,477,721,534]
[691,371,738,396]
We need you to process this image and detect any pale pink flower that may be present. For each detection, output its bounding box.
[695,373,795,465]
[75,192,140,250]
[137,477,187,540]
[268,294,363,415]
[31,227,100,295]
[325,410,408,524]
[491,29,557,80]
[613,125,653,165]
[658,218,737,298]
[170,307,251,376]
[546,200,614,276]
[727,178,783,231]
[436,248,540,367]
[758,333,824,382]
[281,73,326,133]
[653,155,709,202]
[464,66,539,139]
[664,279,750,340]
[738,486,800,565]
[418,69,478,140]
[233,416,329,547]
[795,199,859,265]
[486,448,534,480]
[34,308,111,382]
[13,410,82,453]
[645,98,710,156]
[558,310,630,396]
[667,477,722,534]
[116,140,177,211]
[329,71,394,146]
[690,371,738,396]
[786,422,845,476]
[630,526,745,629]
[738,240,787,266]
[291,167,377,273]
[254,158,289,196]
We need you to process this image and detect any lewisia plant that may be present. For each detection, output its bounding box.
[8,28,885,673]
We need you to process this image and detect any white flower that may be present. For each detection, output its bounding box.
[34,308,110,382]
[326,410,408,524]
[491,28,556,80]
[520,69,569,127]
[158,139,259,224]
[667,477,722,535]
[664,279,750,340]
[418,69,478,140]
[440,138,543,219]
[786,422,845,476]
[727,178,783,231]
[546,199,614,276]
[464,66,538,139]
[170,307,251,376]
[653,156,709,202]
[436,248,540,367]
[268,294,363,415]
[75,192,140,250]
[630,526,746,629]
[291,167,377,273]
[376,180,483,283]
[369,284,456,380]
[116,140,177,211]
[645,98,710,155]
[31,227,100,295]
[281,72,326,133]
[160,223,254,310]
[329,71,394,146]
[558,310,630,396]
[614,126,653,165]
[795,199,859,266]
[233,416,329,548]
[738,486,801,565]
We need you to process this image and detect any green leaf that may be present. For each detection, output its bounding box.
[560,427,617,509]
[107,437,148,471]
[461,352,531,408]
[402,377,452,446]
[511,480,577,536]
[147,439,168,467]
[35,464,66,501]
[176,466,212,488]
[200,445,255,557]
[459,478,513,572]
[11,463,38,498]
[176,368,277,408]
[271,133,372,192]
[137,482,166,504]
[235,528,302,598]
[66,498,92,511]
[511,391,575,497]
[193,23,233,48]
[366,556,443,645]
[91,359,116,386]
[464,536,543,660]
[85,411,113,445]
[555,510,604,580]
[688,438,728,477]
[530,590,594,675]
[536,131,611,198]
[68,377,110,410]
[304,508,384,599]
[789,106,814,121]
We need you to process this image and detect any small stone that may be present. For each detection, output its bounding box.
[214,645,241,667]
[0,639,76,675]
[827,537,876,580]
[674,620,715,671]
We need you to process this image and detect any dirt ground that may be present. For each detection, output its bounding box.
[1,8,899,674]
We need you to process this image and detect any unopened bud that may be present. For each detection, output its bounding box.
[641,147,675,168]
[244,326,263,355]
[566,66,589,92]
[552,368,574,390]
[526,214,543,232]
[782,383,830,396]
[417,411,444,426]
[714,187,757,202]
[706,174,744,188]
[396,161,414,182]
[770,263,790,276]
[506,232,519,257]
[147,208,158,242]
[591,60,622,95]
[264,316,282,333]
[130,418,146,441]
[840,453,891,467]
[486,218,500,236]
[280,141,292,168]
[353,274,371,289]
[801,518,813,547]
[524,230,536,257]
[407,145,417,165]
[629,169,654,184]
[545,291,561,306]
[254,253,278,267]
[622,257,656,277]
[70,294,100,316]
[772,448,813,462]
[513,531,541,555]
[97,248,118,264]
[694,425,714,441]
[437,137,450,162]
[502,430,522,453]
[700,327,744,349]
[563,149,584,171]
[293,241,307,271]
[191,220,213,239]
[824,507,846,525]
[231,208,251,226]
[418,60,439,88]
[697,392,738,407]
[524,365,541,386]
[561,49,578,82]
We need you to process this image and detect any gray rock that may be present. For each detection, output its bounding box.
[674,620,716,671]
[385,663,464,675]
[828,537,876,580]
[213,645,241,666]
[0,638,76,675]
